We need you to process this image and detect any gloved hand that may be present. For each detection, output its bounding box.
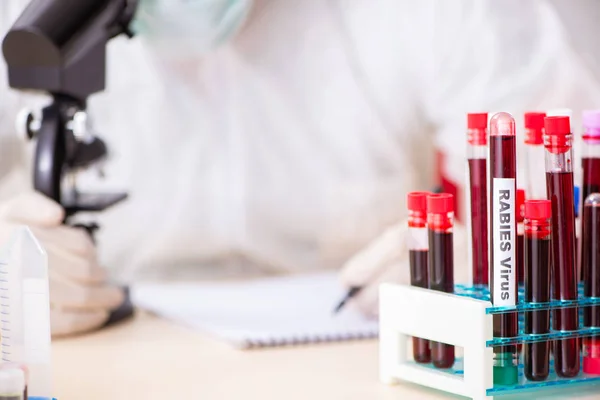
[0,192,124,337]
[339,220,469,317]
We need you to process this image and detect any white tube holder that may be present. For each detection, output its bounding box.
[379,282,600,399]
[379,283,494,400]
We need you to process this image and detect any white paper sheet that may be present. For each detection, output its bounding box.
[132,272,378,348]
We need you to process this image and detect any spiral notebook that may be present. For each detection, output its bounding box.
[132,272,379,349]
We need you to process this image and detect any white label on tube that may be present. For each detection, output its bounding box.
[407,227,428,251]
[492,178,516,306]
[23,279,51,363]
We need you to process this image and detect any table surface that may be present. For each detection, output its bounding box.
[52,312,600,400]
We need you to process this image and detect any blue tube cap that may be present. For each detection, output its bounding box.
[28,397,57,400]
[575,185,581,218]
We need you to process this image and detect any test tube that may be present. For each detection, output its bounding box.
[582,193,600,374]
[544,116,580,378]
[581,111,600,278]
[407,192,430,363]
[489,112,518,385]
[524,112,547,199]
[466,113,489,287]
[427,193,455,369]
[575,186,582,281]
[0,367,25,400]
[516,189,526,285]
[523,200,552,381]
[582,111,600,202]
[0,227,53,398]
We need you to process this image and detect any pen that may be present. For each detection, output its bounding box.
[333,286,363,314]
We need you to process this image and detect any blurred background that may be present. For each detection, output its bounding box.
[1,0,600,285]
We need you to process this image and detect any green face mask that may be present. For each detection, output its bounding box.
[134,0,253,54]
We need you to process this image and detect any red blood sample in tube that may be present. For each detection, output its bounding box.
[427,193,455,369]
[544,116,580,378]
[523,200,552,381]
[489,112,519,385]
[581,111,600,279]
[515,189,526,354]
[583,159,600,198]
[582,111,600,203]
[583,159,600,202]
[467,113,489,286]
[517,189,526,285]
[524,112,547,200]
[582,193,600,374]
[407,192,431,364]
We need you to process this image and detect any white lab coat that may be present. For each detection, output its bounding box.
[88,0,429,280]
[1,0,600,282]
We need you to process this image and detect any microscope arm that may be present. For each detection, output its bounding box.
[34,100,64,202]
[3,0,138,215]
[2,0,139,325]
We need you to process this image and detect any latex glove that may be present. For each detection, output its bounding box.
[339,220,468,317]
[0,192,124,337]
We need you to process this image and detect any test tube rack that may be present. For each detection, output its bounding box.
[379,282,600,400]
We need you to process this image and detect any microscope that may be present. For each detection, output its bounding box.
[2,0,140,324]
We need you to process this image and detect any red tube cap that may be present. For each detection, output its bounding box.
[407,192,429,212]
[467,113,488,130]
[427,193,454,214]
[524,200,551,220]
[524,112,546,130]
[544,116,571,135]
[584,356,600,375]
[584,342,600,374]
[517,189,526,221]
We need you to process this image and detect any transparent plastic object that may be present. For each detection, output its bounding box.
[454,284,600,314]
[451,284,600,347]
[407,357,600,396]
[0,366,25,399]
[0,227,53,399]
